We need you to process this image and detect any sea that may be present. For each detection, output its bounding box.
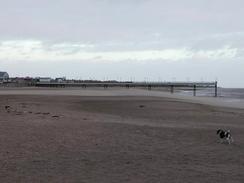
[178,88,244,100]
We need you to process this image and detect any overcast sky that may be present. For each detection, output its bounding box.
[0,0,244,87]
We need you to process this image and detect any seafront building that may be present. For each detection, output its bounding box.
[0,71,9,83]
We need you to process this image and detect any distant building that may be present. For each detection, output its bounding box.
[11,77,35,86]
[0,71,9,82]
[38,77,52,83]
[55,77,66,83]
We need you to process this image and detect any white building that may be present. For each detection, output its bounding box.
[0,72,9,82]
[38,77,52,83]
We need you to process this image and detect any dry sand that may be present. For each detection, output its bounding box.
[0,88,244,182]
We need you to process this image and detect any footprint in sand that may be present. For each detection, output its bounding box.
[52,115,60,118]
[42,112,50,115]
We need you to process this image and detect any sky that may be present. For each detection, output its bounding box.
[0,0,244,87]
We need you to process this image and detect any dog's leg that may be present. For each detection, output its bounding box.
[230,137,234,143]
[227,135,234,144]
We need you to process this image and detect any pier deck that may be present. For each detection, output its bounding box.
[35,81,218,97]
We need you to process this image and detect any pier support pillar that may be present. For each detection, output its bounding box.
[215,82,218,97]
[193,85,196,96]
[82,84,86,88]
[170,85,174,94]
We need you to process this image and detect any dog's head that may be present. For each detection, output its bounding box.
[217,129,223,134]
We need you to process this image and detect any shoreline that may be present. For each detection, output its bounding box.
[1,87,244,109]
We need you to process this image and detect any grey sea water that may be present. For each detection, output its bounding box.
[179,88,244,99]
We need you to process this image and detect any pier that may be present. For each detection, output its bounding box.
[35,81,218,97]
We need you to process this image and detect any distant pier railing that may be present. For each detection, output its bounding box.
[35,81,218,97]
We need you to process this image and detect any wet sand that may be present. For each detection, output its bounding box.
[0,88,244,182]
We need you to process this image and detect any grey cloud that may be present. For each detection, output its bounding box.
[1,0,244,42]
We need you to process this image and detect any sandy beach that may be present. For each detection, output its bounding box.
[0,88,244,182]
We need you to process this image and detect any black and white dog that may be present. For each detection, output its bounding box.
[217,129,234,144]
